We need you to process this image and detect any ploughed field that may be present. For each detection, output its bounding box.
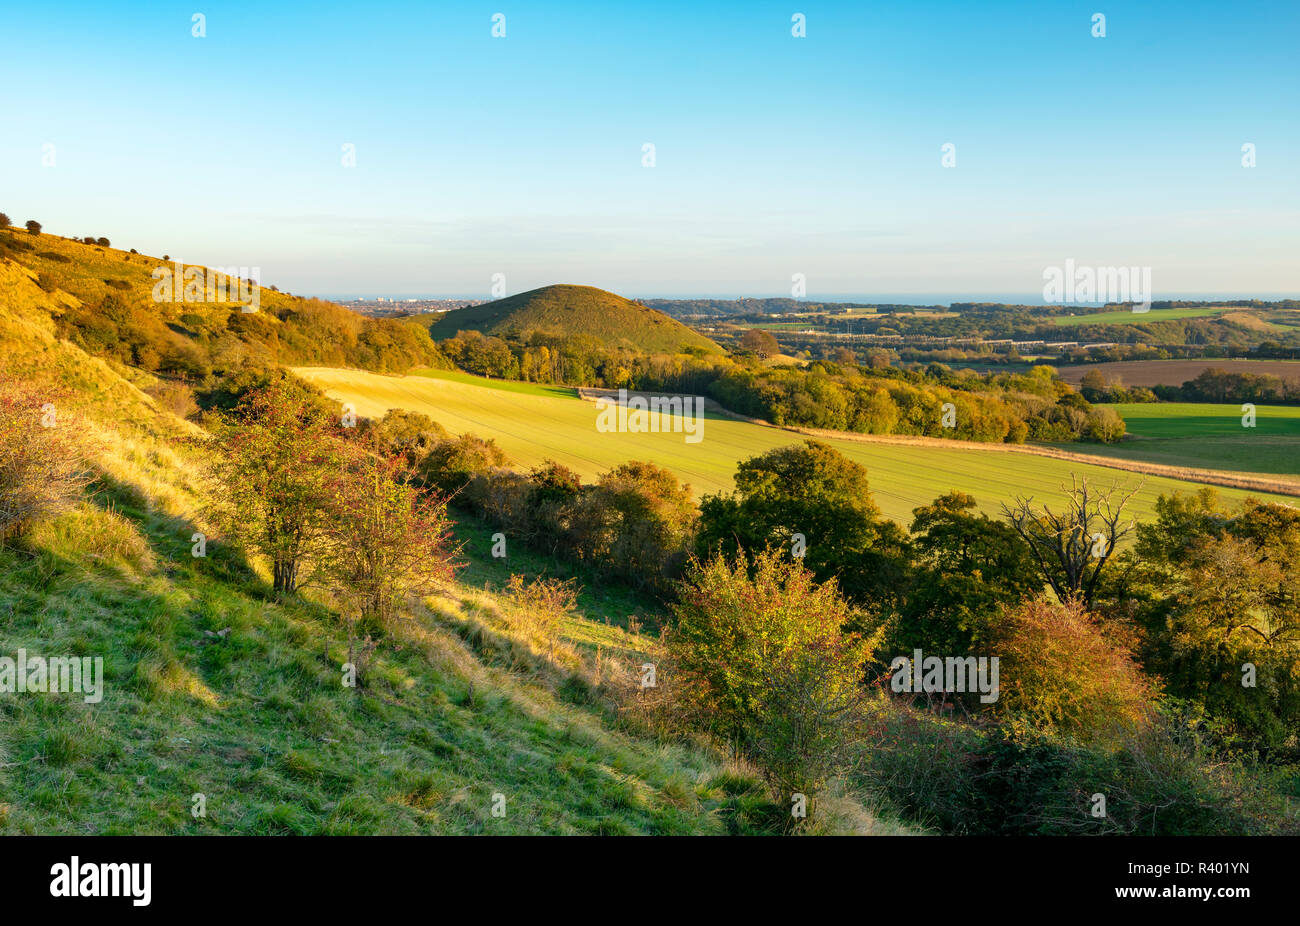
[1053,359,1300,387]
[293,367,1298,526]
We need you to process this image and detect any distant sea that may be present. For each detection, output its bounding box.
[312,292,1297,307]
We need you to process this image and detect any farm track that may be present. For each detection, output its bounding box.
[295,367,1300,526]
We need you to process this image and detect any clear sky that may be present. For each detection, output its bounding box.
[2,1,1296,301]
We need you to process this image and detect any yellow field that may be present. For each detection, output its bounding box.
[293,367,1298,526]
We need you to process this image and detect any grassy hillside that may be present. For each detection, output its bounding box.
[0,248,902,835]
[0,228,441,376]
[292,366,1300,526]
[422,284,724,355]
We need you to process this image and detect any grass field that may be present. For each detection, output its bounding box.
[1049,306,1231,325]
[1070,403,1300,477]
[293,367,1298,526]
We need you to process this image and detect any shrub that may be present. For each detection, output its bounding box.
[522,460,582,552]
[461,468,530,527]
[416,433,507,495]
[860,700,1285,835]
[358,408,447,465]
[992,597,1154,745]
[25,220,41,235]
[208,379,342,594]
[318,441,461,634]
[505,573,579,639]
[568,461,696,589]
[668,548,875,806]
[0,377,91,543]
[143,380,199,420]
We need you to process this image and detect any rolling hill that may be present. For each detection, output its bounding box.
[0,233,905,835]
[0,226,443,378]
[293,366,1300,527]
[422,284,724,355]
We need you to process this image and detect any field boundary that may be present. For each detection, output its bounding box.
[574,388,1300,499]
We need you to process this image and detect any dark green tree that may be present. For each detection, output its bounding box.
[893,491,1042,656]
[698,440,908,609]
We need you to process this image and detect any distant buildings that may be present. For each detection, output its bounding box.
[340,298,482,318]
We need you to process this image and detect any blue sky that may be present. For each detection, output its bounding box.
[2,1,1296,300]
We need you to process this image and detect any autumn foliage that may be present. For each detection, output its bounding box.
[0,377,91,543]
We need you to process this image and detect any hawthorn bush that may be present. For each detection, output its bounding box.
[0,377,91,543]
[208,379,343,594]
[319,439,460,634]
[667,548,876,807]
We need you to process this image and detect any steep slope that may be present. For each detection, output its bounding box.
[0,228,440,376]
[0,249,898,835]
[423,284,724,354]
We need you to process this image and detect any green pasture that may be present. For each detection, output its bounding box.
[295,368,1298,526]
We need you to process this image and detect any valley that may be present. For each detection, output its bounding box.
[294,366,1300,526]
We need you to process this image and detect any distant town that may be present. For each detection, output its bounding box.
[338,297,482,317]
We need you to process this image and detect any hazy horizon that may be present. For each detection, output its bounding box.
[320,289,1299,305]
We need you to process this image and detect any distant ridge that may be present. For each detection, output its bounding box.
[423,284,724,354]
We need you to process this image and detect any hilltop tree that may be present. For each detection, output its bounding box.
[741,328,780,358]
[0,212,11,228]
[1001,476,1140,608]
[25,220,41,236]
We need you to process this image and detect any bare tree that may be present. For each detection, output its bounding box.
[1000,475,1141,607]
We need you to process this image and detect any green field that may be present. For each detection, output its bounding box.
[1049,307,1229,325]
[1074,402,1300,477]
[294,367,1297,526]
